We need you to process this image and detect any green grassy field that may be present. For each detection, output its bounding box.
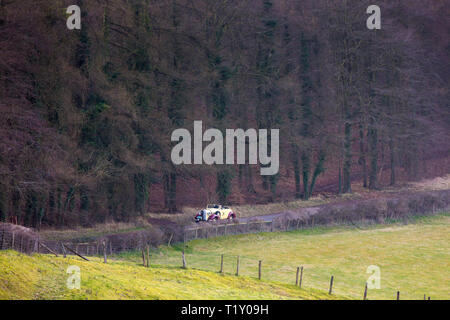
[0,250,341,300]
[1,214,448,300]
[128,213,449,300]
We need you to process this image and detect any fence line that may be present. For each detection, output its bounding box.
[0,228,36,254]
[0,228,136,257]
[1,210,448,257]
[183,218,312,242]
[1,189,448,255]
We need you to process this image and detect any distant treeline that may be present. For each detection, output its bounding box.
[0,0,448,227]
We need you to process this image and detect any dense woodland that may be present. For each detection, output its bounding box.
[0,0,449,228]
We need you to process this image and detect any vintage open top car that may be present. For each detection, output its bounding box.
[194,204,236,222]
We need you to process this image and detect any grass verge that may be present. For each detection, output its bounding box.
[0,250,342,300]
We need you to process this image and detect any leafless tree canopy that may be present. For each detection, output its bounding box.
[0,0,448,227]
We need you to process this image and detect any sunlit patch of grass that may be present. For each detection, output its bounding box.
[0,250,342,300]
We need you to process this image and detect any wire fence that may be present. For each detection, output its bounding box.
[149,250,346,296]
[0,227,37,254]
[89,248,437,300]
[183,218,316,242]
[0,214,359,257]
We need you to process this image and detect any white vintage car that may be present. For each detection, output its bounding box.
[194,204,236,222]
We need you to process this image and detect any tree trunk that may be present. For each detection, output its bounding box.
[163,171,177,213]
[301,153,310,199]
[389,138,396,186]
[338,159,342,194]
[342,120,352,193]
[368,123,378,190]
[246,166,255,194]
[359,124,368,188]
[293,149,301,199]
[309,150,325,198]
[163,172,169,209]
[169,172,177,213]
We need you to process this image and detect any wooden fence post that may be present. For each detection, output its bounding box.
[363,283,368,300]
[103,241,107,263]
[61,242,67,258]
[299,266,304,288]
[168,233,174,247]
[258,260,262,280]
[220,254,224,273]
[64,245,89,261]
[329,276,334,294]
[235,256,239,276]
[39,241,58,256]
[182,248,187,269]
[296,267,300,286]
[146,245,150,268]
[11,232,15,250]
[141,247,146,266]
[396,291,400,300]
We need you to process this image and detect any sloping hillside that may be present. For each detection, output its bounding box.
[0,250,341,300]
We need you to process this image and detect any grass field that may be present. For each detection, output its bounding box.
[1,214,448,300]
[123,213,449,300]
[0,250,341,300]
